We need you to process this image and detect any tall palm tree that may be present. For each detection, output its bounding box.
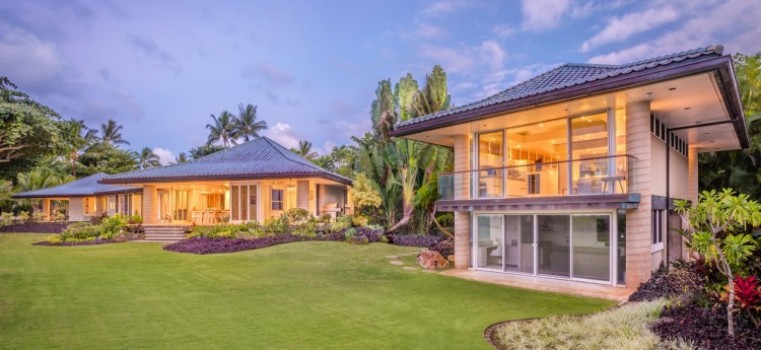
[293,140,318,160]
[236,103,268,142]
[174,152,188,164]
[206,111,239,147]
[136,147,161,169]
[100,119,129,146]
[15,168,71,192]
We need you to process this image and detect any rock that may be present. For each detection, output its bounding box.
[389,260,404,266]
[403,266,417,270]
[417,249,449,270]
[386,255,400,259]
[447,254,455,262]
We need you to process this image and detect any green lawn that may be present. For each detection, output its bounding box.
[0,234,615,349]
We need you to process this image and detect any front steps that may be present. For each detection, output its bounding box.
[143,225,188,243]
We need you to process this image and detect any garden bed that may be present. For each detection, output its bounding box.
[164,233,345,255]
[33,239,122,247]
[0,221,76,233]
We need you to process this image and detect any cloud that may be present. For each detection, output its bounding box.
[421,0,473,17]
[521,0,570,31]
[0,24,62,89]
[127,32,174,65]
[587,0,761,64]
[480,40,507,71]
[580,6,680,52]
[152,147,175,165]
[421,40,507,74]
[264,122,300,149]
[242,62,295,87]
[492,24,515,39]
[415,23,447,39]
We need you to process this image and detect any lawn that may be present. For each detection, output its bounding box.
[0,234,615,349]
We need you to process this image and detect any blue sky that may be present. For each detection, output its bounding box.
[2,0,760,163]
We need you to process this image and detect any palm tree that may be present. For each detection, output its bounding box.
[136,147,161,169]
[174,152,188,164]
[292,140,318,160]
[100,119,129,146]
[236,103,268,142]
[206,111,239,147]
[15,168,71,192]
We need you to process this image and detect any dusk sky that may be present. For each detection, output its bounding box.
[2,0,760,164]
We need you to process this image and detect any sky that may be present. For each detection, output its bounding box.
[2,0,760,164]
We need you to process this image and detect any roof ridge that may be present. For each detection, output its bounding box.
[617,45,722,68]
[261,137,352,181]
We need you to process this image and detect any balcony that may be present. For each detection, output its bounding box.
[438,155,636,202]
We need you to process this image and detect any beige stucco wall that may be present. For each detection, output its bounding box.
[453,134,472,269]
[625,100,654,286]
[143,185,157,224]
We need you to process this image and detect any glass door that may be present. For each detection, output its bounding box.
[571,215,611,281]
[570,113,609,194]
[477,131,504,198]
[173,190,189,221]
[537,215,571,277]
[157,190,170,222]
[475,215,503,270]
[504,215,534,273]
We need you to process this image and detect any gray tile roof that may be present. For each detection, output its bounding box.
[13,173,140,198]
[396,45,725,128]
[101,137,352,184]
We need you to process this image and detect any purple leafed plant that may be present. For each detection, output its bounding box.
[164,235,306,254]
[390,234,443,247]
[33,239,119,247]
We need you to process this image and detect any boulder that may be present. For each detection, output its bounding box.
[417,249,449,270]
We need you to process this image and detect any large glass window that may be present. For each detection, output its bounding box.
[505,119,568,197]
[476,215,503,270]
[572,215,610,281]
[504,215,534,273]
[571,113,609,194]
[477,131,504,198]
[537,215,571,277]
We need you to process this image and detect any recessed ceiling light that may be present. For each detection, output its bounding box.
[695,121,701,124]
[684,107,692,110]
[703,132,710,135]
[709,140,715,143]
[482,124,487,127]
[668,87,677,91]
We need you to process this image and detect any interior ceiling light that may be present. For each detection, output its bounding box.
[684,107,692,110]
[668,87,677,91]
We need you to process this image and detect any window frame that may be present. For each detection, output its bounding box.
[271,189,284,211]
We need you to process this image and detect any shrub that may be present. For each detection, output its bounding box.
[100,215,128,240]
[51,211,66,222]
[351,214,369,227]
[17,210,30,221]
[13,203,33,216]
[46,235,61,244]
[390,234,443,247]
[652,298,760,350]
[0,212,13,226]
[435,213,454,228]
[628,260,705,302]
[349,235,369,245]
[329,215,352,232]
[128,214,143,225]
[32,212,46,222]
[60,222,101,242]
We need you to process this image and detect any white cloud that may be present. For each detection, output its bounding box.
[0,24,62,88]
[415,23,447,39]
[263,122,300,149]
[492,24,515,39]
[480,40,507,71]
[521,0,570,31]
[580,6,680,52]
[421,40,507,74]
[587,0,761,64]
[421,0,472,17]
[152,147,175,165]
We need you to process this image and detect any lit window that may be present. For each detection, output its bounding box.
[271,189,284,211]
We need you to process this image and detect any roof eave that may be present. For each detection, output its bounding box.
[100,172,352,186]
[390,54,749,149]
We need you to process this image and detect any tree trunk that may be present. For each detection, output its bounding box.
[716,245,735,337]
[430,212,453,238]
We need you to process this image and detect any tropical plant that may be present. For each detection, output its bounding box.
[76,143,138,175]
[352,173,382,210]
[206,111,239,147]
[174,152,188,163]
[135,147,161,169]
[59,119,99,176]
[99,119,129,146]
[235,103,267,142]
[15,167,72,193]
[675,189,761,337]
[292,140,318,160]
[188,144,225,159]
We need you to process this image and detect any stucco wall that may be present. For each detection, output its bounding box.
[69,198,84,221]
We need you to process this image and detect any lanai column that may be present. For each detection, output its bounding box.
[143,185,157,224]
[453,134,472,269]
[625,100,653,286]
[42,199,51,221]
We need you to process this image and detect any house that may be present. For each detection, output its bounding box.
[12,173,141,221]
[390,45,748,289]
[15,137,352,232]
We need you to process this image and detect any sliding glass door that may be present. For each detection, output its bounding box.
[474,213,613,283]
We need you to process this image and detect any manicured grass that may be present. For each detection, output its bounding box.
[0,234,615,349]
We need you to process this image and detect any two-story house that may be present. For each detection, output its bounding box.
[391,45,748,291]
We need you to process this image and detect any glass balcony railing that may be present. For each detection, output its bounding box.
[438,155,636,201]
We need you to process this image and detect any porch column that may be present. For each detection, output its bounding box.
[686,146,699,258]
[42,199,51,221]
[143,185,157,224]
[625,100,653,287]
[453,134,472,269]
[296,180,309,212]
